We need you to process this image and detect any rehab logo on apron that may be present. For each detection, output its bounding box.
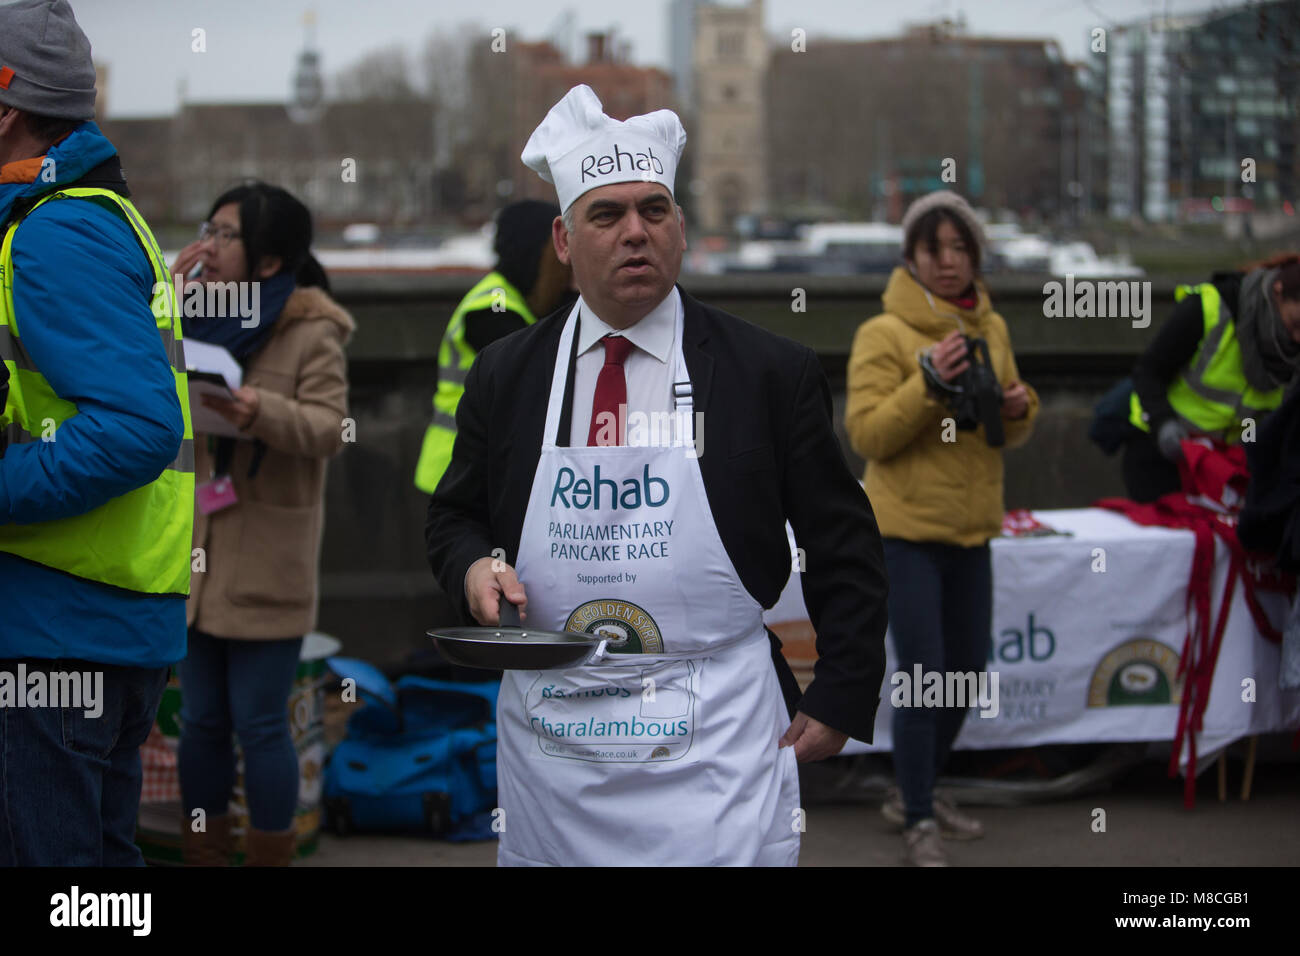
[565,599,664,654]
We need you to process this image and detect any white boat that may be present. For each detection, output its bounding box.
[719,222,904,273]
[1048,241,1144,278]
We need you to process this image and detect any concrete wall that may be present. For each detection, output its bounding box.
[317,273,1165,664]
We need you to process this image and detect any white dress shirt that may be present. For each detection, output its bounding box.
[567,288,681,447]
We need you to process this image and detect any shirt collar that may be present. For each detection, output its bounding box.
[575,287,679,364]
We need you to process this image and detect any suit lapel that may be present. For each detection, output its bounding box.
[523,303,575,445]
[503,312,566,560]
[496,310,566,469]
[679,286,713,418]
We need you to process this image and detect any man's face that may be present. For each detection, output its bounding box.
[554,181,686,326]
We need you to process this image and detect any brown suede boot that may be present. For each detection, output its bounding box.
[181,813,233,866]
[243,827,297,867]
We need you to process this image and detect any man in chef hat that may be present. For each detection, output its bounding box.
[521,84,688,340]
[427,85,888,867]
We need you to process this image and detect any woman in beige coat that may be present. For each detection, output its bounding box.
[170,182,353,866]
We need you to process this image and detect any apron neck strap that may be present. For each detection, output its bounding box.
[541,291,689,449]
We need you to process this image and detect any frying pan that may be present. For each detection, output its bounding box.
[427,594,604,670]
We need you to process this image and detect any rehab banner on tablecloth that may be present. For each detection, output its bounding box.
[765,509,1300,762]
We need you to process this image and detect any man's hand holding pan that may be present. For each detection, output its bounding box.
[465,555,528,626]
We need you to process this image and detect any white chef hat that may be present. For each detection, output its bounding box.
[521,84,687,213]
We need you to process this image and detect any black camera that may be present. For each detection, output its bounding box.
[920,335,1005,447]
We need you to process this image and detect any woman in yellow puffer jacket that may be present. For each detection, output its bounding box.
[846,190,1039,866]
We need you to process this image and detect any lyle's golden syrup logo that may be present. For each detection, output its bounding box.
[1087,638,1183,707]
[565,599,663,654]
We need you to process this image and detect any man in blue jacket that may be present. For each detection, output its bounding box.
[0,0,193,866]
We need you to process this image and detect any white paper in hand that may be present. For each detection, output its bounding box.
[184,339,244,438]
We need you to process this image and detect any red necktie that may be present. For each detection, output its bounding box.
[587,334,634,446]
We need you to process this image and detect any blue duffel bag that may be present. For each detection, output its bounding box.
[323,657,499,839]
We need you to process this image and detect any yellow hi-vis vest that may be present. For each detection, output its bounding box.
[1129,282,1284,443]
[413,271,535,493]
[0,187,194,595]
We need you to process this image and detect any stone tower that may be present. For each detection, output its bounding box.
[692,0,768,234]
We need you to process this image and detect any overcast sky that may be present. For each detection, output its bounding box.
[72,0,1221,118]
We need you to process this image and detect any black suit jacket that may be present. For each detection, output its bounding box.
[426,286,888,742]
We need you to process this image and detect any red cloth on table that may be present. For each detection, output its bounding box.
[1002,509,1048,536]
[1175,438,1292,644]
[1098,436,1296,805]
[1177,437,1249,513]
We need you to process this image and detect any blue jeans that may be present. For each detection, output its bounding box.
[177,630,303,832]
[0,659,168,866]
[883,538,993,829]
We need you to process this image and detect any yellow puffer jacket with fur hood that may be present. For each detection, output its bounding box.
[846,266,1039,546]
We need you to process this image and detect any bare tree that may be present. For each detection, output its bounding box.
[421,23,479,171]
[332,44,422,102]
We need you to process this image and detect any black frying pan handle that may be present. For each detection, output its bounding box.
[498,591,521,628]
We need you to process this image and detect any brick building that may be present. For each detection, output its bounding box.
[459,34,677,220]
[765,22,1084,222]
[100,99,434,231]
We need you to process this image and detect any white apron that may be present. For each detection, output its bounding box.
[496,298,800,867]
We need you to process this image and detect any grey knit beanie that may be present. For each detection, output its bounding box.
[900,190,986,260]
[0,0,96,121]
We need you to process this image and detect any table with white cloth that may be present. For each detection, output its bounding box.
[764,508,1300,767]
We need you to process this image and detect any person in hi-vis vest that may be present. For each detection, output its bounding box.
[1124,254,1300,502]
[0,0,193,866]
[414,200,573,493]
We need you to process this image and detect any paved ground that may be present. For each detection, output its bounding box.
[297,756,1299,867]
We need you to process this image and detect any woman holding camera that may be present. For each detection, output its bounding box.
[846,190,1038,866]
[170,182,353,866]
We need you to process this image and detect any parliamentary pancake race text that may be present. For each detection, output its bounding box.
[549,463,676,565]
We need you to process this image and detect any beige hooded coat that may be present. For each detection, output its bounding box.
[186,286,354,638]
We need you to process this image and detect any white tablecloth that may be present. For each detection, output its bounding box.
[764,509,1300,765]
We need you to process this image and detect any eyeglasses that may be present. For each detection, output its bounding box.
[198,221,241,246]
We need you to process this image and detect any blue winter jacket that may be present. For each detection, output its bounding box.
[0,122,187,666]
